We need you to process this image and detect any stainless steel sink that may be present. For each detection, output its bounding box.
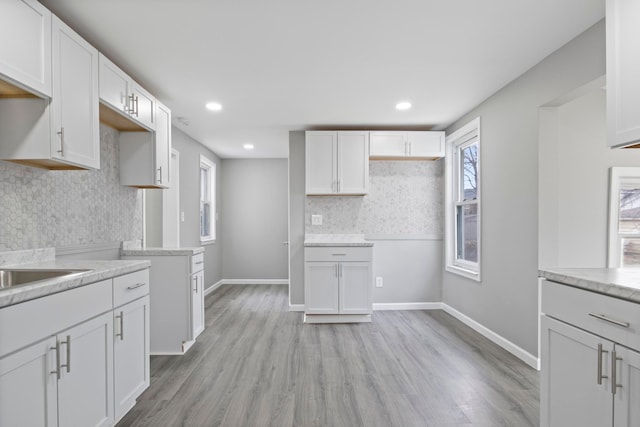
[0,269,90,289]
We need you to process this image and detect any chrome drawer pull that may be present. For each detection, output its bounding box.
[127,282,146,290]
[51,340,61,380]
[60,335,71,374]
[588,313,630,328]
[331,253,347,256]
[195,261,204,265]
[597,344,609,385]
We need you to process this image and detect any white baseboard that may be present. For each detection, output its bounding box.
[289,304,305,312]
[222,279,289,285]
[373,302,443,311]
[204,280,224,296]
[441,303,539,370]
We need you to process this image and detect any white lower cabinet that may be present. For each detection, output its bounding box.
[0,336,58,427]
[121,251,205,354]
[57,312,114,427]
[540,279,640,427]
[113,295,150,422]
[304,246,372,323]
[0,268,150,427]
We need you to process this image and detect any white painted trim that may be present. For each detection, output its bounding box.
[222,279,289,285]
[289,304,305,312]
[441,303,539,370]
[204,280,224,296]
[56,241,121,256]
[304,313,371,323]
[373,302,443,311]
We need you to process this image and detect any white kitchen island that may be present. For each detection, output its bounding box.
[538,268,640,427]
[303,234,373,323]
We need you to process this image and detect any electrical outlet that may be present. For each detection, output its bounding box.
[375,277,383,288]
[180,211,185,222]
[311,214,323,226]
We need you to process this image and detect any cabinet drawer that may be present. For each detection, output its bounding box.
[305,247,372,262]
[113,269,149,307]
[191,253,204,273]
[541,279,640,351]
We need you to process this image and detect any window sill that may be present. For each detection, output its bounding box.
[200,238,216,246]
[446,264,481,282]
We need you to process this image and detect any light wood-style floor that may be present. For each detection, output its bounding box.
[117,284,539,427]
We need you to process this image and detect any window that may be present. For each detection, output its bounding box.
[608,167,640,267]
[200,155,216,243]
[445,118,481,280]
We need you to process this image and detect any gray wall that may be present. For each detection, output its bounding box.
[0,124,142,251]
[221,158,289,280]
[171,127,222,288]
[443,20,606,357]
[539,86,640,268]
[289,132,306,306]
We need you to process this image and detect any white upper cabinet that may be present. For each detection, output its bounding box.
[607,0,640,148]
[370,131,444,159]
[98,53,155,131]
[51,16,100,169]
[119,100,171,188]
[0,0,52,98]
[0,13,99,170]
[305,130,369,195]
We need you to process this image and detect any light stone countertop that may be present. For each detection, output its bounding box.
[539,268,640,303]
[121,246,205,256]
[0,258,150,309]
[304,234,373,247]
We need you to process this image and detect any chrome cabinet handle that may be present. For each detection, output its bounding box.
[116,311,124,340]
[331,253,347,256]
[60,335,71,374]
[193,275,198,293]
[127,282,146,290]
[51,340,61,380]
[128,94,135,114]
[597,343,609,385]
[157,166,162,184]
[612,350,623,395]
[588,313,630,328]
[57,127,64,156]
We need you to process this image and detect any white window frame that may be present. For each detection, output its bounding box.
[607,167,640,267]
[200,155,216,244]
[445,117,481,281]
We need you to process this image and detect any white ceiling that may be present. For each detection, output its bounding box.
[40,0,604,159]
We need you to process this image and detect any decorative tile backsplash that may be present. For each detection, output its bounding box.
[0,124,143,251]
[306,160,443,236]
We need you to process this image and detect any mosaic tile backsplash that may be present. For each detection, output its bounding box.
[306,160,443,236]
[0,124,143,251]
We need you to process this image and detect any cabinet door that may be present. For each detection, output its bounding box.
[130,81,155,130]
[613,345,640,427]
[337,131,369,194]
[369,131,407,157]
[305,262,339,314]
[0,336,58,427]
[339,262,372,315]
[606,0,640,147]
[306,131,337,195]
[57,311,114,427]
[51,16,100,169]
[114,296,150,423]
[407,131,444,158]
[99,53,129,115]
[540,316,613,427]
[190,270,205,340]
[154,101,172,188]
[0,0,51,97]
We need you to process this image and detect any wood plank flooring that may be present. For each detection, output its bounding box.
[116,284,539,427]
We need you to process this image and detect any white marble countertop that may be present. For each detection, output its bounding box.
[304,234,373,247]
[539,268,640,303]
[0,259,150,309]
[121,246,205,256]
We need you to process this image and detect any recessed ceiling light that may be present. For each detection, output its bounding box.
[205,102,222,111]
[243,143,254,150]
[396,101,412,110]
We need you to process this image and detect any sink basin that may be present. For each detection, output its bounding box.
[0,269,90,289]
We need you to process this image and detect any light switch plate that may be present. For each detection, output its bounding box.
[375,277,383,288]
[311,214,322,226]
